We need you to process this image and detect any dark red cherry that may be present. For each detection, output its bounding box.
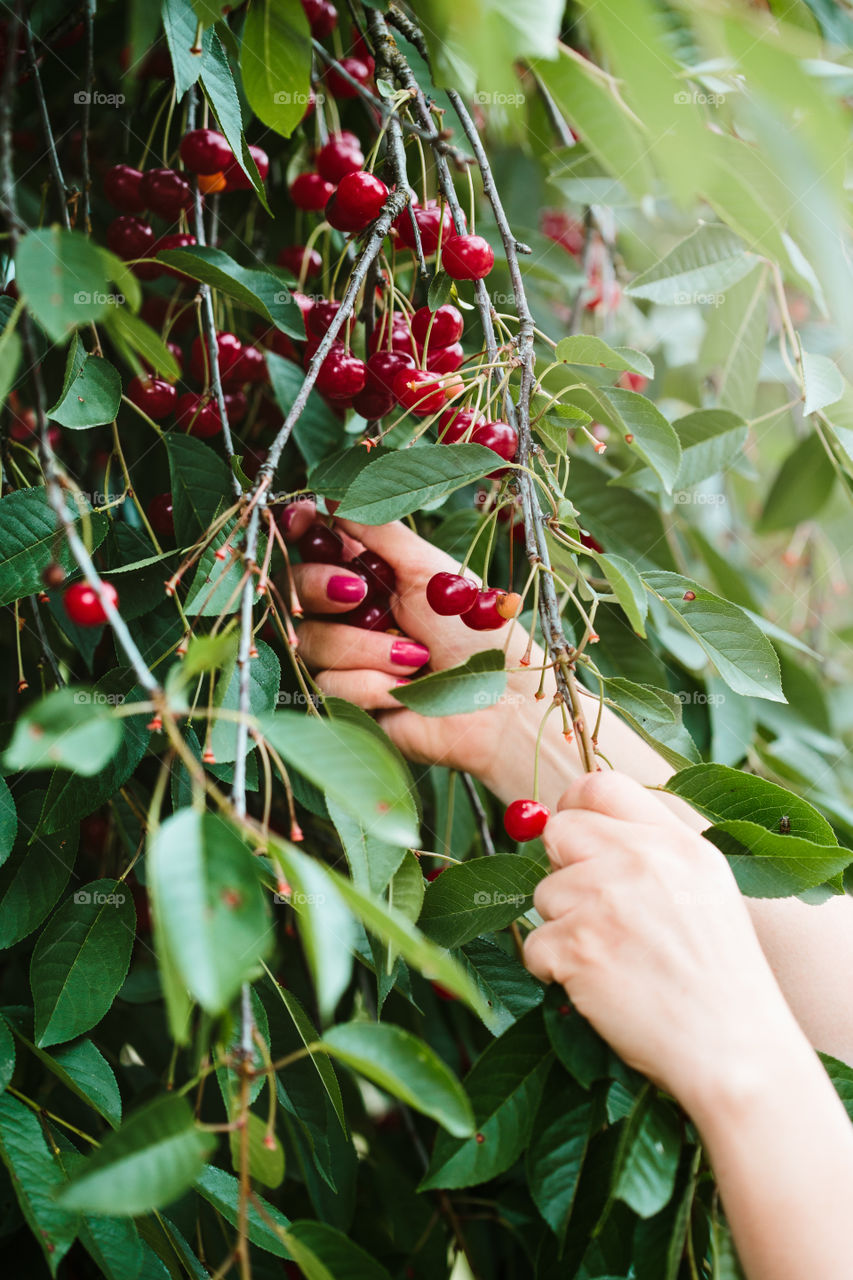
[278,245,322,278]
[127,375,176,420]
[315,347,367,399]
[351,550,395,598]
[103,164,145,213]
[365,349,416,395]
[106,216,155,259]
[395,199,455,255]
[393,368,447,416]
[223,145,270,190]
[412,304,463,349]
[189,332,243,385]
[223,389,247,422]
[175,392,222,437]
[325,55,373,99]
[437,406,481,443]
[298,522,346,564]
[317,134,364,183]
[326,171,388,233]
[368,311,417,357]
[300,0,338,38]
[460,587,508,631]
[179,128,232,175]
[504,799,550,842]
[352,387,395,419]
[343,600,393,631]
[147,493,175,538]
[442,233,495,281]
[305,300,342,340]
[231,344,267,384]
[140,168,193,220]
[290,172,335,211]
[425,342,463,374]
[63,580,118,627]
[426,572,478,616]
[470,420,518,476]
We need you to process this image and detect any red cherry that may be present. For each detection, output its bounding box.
[175,392,222,437]
[412,304,463,349]
[353,387,395,419]
[147,492,175,538]
[540,209,585,257]
[298,522,345,564]
[315,347,367,399]
[393,368,447,416]
[8,406,37,441]
[365,349,415,397]
[103,164,145,213]
[470,420,518,476]
[305,300,342,340]
[156,232,197,277]
[231,344,267,384]
[326,171,389,233]
[180,128,232,175]
[317,134,364,183]
[223,389,247,422]
[223,145,270,190]
[579,530,604,555]
[617,370,648,393]
[368,311,417,357]
[106,216,155,259]
[278,245,322,278]
[189,332,243,385]
[504,799,550,842]
[140,168,193,220]
[426,572,478,616]
[342,600,393,631]
[127,375,176,420]
[425,342,463,374]
[63,580,118,627]
[351,550,395,598]
[460,588,508,631]
[442,234,495,281]
[396,200,455,255]
[300,0,338,37]
[437,406,481,443]
[325,55,373,99]
[290,172,335,211]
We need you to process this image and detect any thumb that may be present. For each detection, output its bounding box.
[557,770,687,829]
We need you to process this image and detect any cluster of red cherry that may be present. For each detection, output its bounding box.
[297,522,397,631]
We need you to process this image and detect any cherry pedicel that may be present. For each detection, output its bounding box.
[460,587,509,631]
[412,304,464,349]
[503,799,550,843]
[103,164,145,213]
[147,493,175,539]
[426,572,478,616]
[179,128,233,174]
[442,233,495,281]
[317,133,364,183]
[139,168,193,220]
[277,244,322,278]
[298,522,346,565]
[127,375,176,420]
[175,392,222,438]
[63,580,119,627]
[289,171,335,211]
[224,145,270,190]
[326,171,389,233]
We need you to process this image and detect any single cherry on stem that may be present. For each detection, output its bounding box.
[325,55,373,99]
[127,375,176,420]
[437,406,481,443]
[315,347,367,400]
[351,550,396,599]
[140,168,193,220]
[317,134,364,183]
[326,170,389,233]
[393,368,448,416]
[290,171,335,211]
[147,493,175,538]
[223,145,270,189]
[63,581,119,627]
[426,572,478,616]
[365,349,415,396]
[470,420,519,477]
[179,128,233,174]
[278,245,323,278]
[503,799,550,843]
[460,588,509,631]
[342,599,393,631]
[412,304,464,349]
[298,522,346,565]
[175,392,222,438]
[442,233,495,281]
[103,164,145,213]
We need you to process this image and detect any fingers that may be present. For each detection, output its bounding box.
[542,809,639,871]
[522,918,576,987]
[533,863,598,921]
[314,667,409,710]
[335,518,467,583]
[279,498,317,543]
[290,562,369,615]
[556,770,686,829]
[296,619,431,675]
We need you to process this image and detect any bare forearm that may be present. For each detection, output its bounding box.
[684,1024,853,1280]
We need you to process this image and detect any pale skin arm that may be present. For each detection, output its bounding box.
[524,773,853,1280]
[282,510,853,1065]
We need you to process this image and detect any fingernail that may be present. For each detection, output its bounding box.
[279,504,296,536]
[394,677,411,686]
[326,574,368,604]
[390,639,430,666]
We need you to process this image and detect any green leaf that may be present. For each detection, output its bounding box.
[664,764,838,845]
[420,1010,552,1190]
[594,553,648,636]
[228,1112,284,1188]
[554,335,653,377]
[0,1015,14,1092]
[757,432,835,533]
[59,1095,215,1215]
[626,224,755,303]
[4,687,124,776]
[240,0,313,138]
[525,1070,594,1242]
[79,1216,144,1280]
[0,1093,79,1273]
[308,445,392,502]
[164,433,233,547]
[30,879,135,1047]
[801,348,844,415]
[392,649,507,717]
[605,388,682,493]
[603,678,676,724]
[12,1030,122,1127]
[327,801,406,897]
[15,227,113,342]
[155,246,304,336]
[419,0,562,99]
[0,487,108,608]
[614,1094,681,1218]
[0,777,17,866]
[543,984,616,1088]
[699,263,769,417]
[47,334,122,429]
[705,820,851,897]
[320,1022,474,1137]
[200,32,269,208]
[258,712,419,846]
[427,271,453,309]
[183,521,246,617]
[104,310,181,382]
[267,351,345,468]
[269,983,347,1133]
[336,444,502,524]
[459,938,544,1035]
[194,1164,291,1257]
[671,409,748,491]
[147,809,272,1015]
[418,855,542,949]
[210,640,280,763]
[643,570,785,702]
[0,806,78,947]
[161,0,207,97]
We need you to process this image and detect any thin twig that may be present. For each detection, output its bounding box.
[460,772,496,856]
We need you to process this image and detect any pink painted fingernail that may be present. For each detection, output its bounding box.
[394,677,411,686]
[326,574,368,604]
[390,639,430,666]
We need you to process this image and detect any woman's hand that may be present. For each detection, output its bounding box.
[522,771,800,1106]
